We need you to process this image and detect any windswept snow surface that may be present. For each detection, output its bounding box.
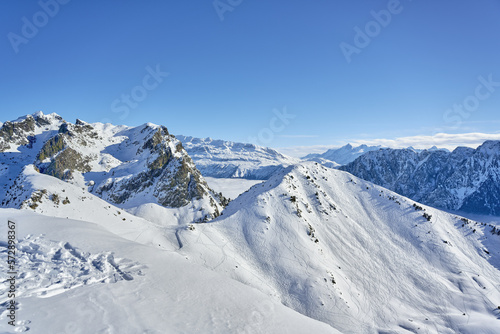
[0,209,338,334]
[176,162,500,333]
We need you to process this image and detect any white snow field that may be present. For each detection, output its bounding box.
[175,162,500,333]
[0,209,338,334]
[204,177,264,200]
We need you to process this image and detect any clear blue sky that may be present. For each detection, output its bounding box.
[1,0,499,149]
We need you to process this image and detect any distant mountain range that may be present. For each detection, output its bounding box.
[174,140,383,177]
[176,135,298,179]
[164,133,500,216]
[3,112,498,217]
[302,144,382,166]
[340,141,500,215]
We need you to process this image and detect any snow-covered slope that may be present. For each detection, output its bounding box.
[303,144,382,166]
[340,141,500,215]
[0,209,339,334]
[176,135,298,179]
[176,162,500,333]
[2,164,186,249]
[0,112,226,224]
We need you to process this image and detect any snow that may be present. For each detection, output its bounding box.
[7,165,178,250]
[0,112,64,154]
[303,144,382,166]
[176,135,298,179]
[340,142,500,215]
[0,209,338,334]
[176,162,500,333]
[2,115,223,224]
[2,113,500,333]
[204,177,264,200]
[128,198,220,227]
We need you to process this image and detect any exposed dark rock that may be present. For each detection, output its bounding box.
[341,141,500,215]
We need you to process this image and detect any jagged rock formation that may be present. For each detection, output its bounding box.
[0,112,225,222]
[340,141,500,215]
[0,112,63,151]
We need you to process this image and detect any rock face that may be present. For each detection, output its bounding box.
[340,141,500,215]
[176,135,298,180]
[0,112,225,221]
[0,112,63,151]
[91,125,213,210]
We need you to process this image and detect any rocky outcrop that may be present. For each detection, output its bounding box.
[1,112,226,221]
[0,113,63,151]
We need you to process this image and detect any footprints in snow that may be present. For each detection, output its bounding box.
[0,234,145,302]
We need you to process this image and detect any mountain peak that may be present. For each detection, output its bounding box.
[0,111,65,152]
[478,140,500,153]
[303,143,382,166]
[180,160,500,333]
[1,114,226,224]
[341,143,353,150]
[25,111,63,123]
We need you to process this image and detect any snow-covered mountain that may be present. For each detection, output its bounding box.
[176,135,298,179]
[2,112,500,333]
[176,162,500,333]
[302,143,382,166]
[340,141,500,215]
[0,112,225,224]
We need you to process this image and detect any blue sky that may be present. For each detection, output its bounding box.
[1,0,500,153]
